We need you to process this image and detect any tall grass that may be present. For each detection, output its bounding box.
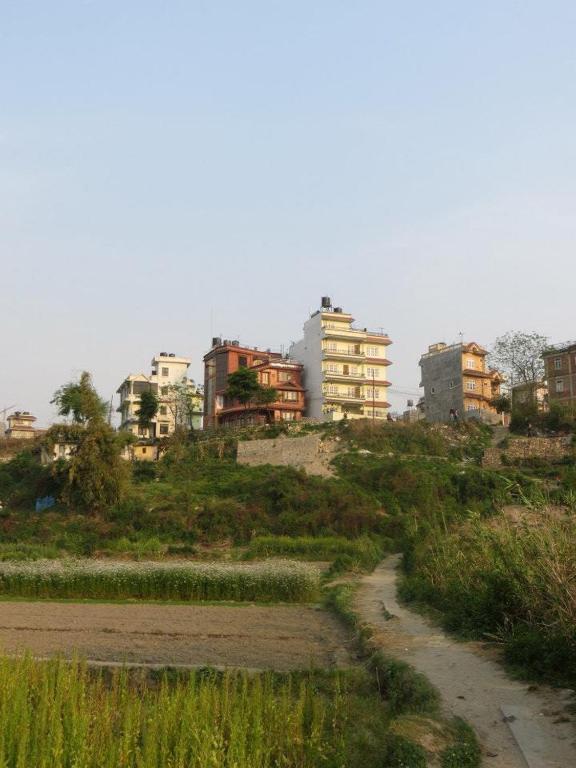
[0,559,320,603]
[401,517,576,682]
[243,535,383,571]
[0,657,355,768]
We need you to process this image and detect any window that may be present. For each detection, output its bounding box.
[142,447,147,454]
[328,384,339,394]
[554,358,562,370]
[367,346,379,357]
[283,390,298,401]
[161,367,169,377]
[556,379,565,393]
[327,363,339,373]
[327,342,337,352]
[431,386,436,394]
[159,406,167,415]
[159,424,169,435]
[260,372,269,385]
[238,356,248,368]
[466,381,476,390]
[278,372,292,382]
[281,412,296,421]
[133,381,158,395]
[161,386,168,395]
[347,386,357,397]
[366,367,379,378]
[349,366,358,375]
[466,360,475,369]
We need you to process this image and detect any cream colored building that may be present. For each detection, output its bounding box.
[290,298,392,420]
[116,353,203,438]
[5,411,38,439]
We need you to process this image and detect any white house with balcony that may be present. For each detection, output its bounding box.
[289,298,392,421]
[116,353,203,438]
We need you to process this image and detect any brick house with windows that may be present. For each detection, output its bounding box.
[542,341,576,415]
[203,339,305,427]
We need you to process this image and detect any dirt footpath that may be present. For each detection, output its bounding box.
[0,602,354,671]
[356,556,576,768]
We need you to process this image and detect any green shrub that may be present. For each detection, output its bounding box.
[384,734,427,767]
[369,653,439,716]
[441,720,481,767]
[244,535,383,571]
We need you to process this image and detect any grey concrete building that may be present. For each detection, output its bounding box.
[419,342,503,424]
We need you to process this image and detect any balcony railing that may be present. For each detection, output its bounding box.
[324,392,364,402]
[323,371,365,382]
[322,348,363,358]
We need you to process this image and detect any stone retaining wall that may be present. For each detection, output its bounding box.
[483,436,573,468]
[237,434,338,476]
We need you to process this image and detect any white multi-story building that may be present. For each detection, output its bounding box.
[290,298,392,420]
[116,353,203,438]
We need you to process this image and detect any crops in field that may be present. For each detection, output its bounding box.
[244,535,383,571]
[0,559,320,602]
[0,656,369,768]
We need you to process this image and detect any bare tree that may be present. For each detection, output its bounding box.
[489,331,549,387]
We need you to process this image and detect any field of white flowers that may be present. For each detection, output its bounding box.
[0,559,320,602]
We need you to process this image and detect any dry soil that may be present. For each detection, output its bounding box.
[0,601,354,671]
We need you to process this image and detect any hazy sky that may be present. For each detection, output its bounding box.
[2,1,576,426]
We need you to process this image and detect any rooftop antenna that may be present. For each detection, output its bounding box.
[459,331,464,344]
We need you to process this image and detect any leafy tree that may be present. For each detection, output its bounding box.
[164,377,203,431]
[51,372,107,424]
[226,368,278,420]
[489,332,549,387]
[50,372,127,511]
[226,368,262,405]
[254,385,279,420]
[490,394,511,415]
[57,422,128,512]
[137,390,159,430]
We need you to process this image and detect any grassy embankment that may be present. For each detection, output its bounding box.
[335,421,576,685]
[2,420,575,684]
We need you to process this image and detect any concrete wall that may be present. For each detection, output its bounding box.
[420,346,463,422]
[237,433,338,476]
[483,436,573,468]
[290,314,324,419]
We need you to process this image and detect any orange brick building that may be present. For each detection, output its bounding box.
[203,339,305,428]
[543,341,576,415]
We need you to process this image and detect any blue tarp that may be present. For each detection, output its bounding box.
[35,496,56,512]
